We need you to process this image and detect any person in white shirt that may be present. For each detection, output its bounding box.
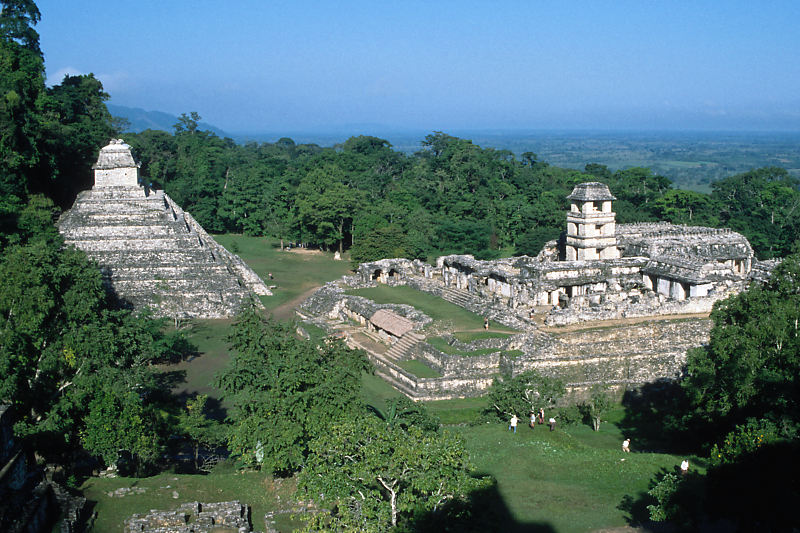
[680,459,689,475]
[509,414,518,433]
[622,438,631,453]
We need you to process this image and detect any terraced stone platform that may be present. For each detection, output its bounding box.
[58,140,270,319]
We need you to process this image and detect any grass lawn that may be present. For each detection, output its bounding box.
[424,396,488,425]
[397,359,442,378]
[81,470,302,533]
[457,410,684,532]
[212,235,352,319]
[361,372,403,410]
[159,319,233,408]
[348,285,516,333]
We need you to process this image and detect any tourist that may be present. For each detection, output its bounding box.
[509,414,518,433]
[549,417,556,431]
[622,438,630,453]
[268,272,274,279]
[680,459,689,475]
[530,412,536,430]
[538,408,545,425]
[484,317,489,330]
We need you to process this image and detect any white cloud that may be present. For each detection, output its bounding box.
[45,66,130,94]
[46,65,85,86]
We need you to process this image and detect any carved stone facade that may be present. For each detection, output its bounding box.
[58,140,271,319]
[306,182,778,400]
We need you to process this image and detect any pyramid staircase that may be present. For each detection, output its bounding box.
[59,187,269,318]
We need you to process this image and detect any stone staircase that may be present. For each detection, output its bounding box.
[384,331,425,362]
[440,287,472,307]
[59,187,270,318]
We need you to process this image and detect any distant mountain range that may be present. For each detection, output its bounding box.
[107,104,228,137]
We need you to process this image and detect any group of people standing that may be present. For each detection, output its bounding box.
[508,408,556,433]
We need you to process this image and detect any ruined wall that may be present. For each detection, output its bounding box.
[518,318,713,385]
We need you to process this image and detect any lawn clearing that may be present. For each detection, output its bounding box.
[423,396,488,425]
[347,285,516,333]
[456,419,683,532]
[397,359,442,378]
[82,470,302,533]
[212,235,352,319]
[159,319,233,406]
[361,371,403,410]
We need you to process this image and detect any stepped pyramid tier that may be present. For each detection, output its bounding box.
[58,139,271,319]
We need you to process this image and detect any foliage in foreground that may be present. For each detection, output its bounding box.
[216,303,370,475]
[637,254,800,530]
[680,253,800,444]
[0,199,191,471]
[299,416,490,532]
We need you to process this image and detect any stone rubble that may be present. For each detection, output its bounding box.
[124,501,260,533]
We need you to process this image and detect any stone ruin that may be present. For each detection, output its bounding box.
[58,140,271,319]
[299,182,779,400]
[0,405,88,533]
[125,501,260,533]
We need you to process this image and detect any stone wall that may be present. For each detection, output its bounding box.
[125,501,259,533]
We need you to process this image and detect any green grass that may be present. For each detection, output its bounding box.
[347,285,516,333]
[361,372,403,410]
[424,396,488,425]
[212,235,352,318]
[81,470,302,533]
[452,331,512,342]
[397,359,442,378]
[299,322,328,343]
[161,319,234,403]
[456,410,685,532]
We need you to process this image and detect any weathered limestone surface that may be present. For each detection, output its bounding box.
[303,182,780,399]
[58,140,271,319]
[125,501,260,533]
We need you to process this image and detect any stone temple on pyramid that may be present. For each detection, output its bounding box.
[58,139,271,319]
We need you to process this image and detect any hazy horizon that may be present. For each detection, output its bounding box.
[39,1,800,133]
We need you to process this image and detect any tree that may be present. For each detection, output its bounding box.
[299,417,489,531]
[295,165,363,253]
[173,111,200,135]
[680,253,800,442]
[81,381,161,473]
[0,0,41,53]
[349,225,409,265]
[215,303,370,474]
[580,384,613,431]
[488,369,566,420]
[0,0,45,209]
[178,394,225,471]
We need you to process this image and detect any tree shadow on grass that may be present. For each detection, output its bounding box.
[409,476,557,533]
[618,379,692,454]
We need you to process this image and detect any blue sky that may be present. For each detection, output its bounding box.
[37,1,800,133]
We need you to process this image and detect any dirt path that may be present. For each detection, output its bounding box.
[270,285,323,321]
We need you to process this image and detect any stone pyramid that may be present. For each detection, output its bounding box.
[58,139,271,319]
